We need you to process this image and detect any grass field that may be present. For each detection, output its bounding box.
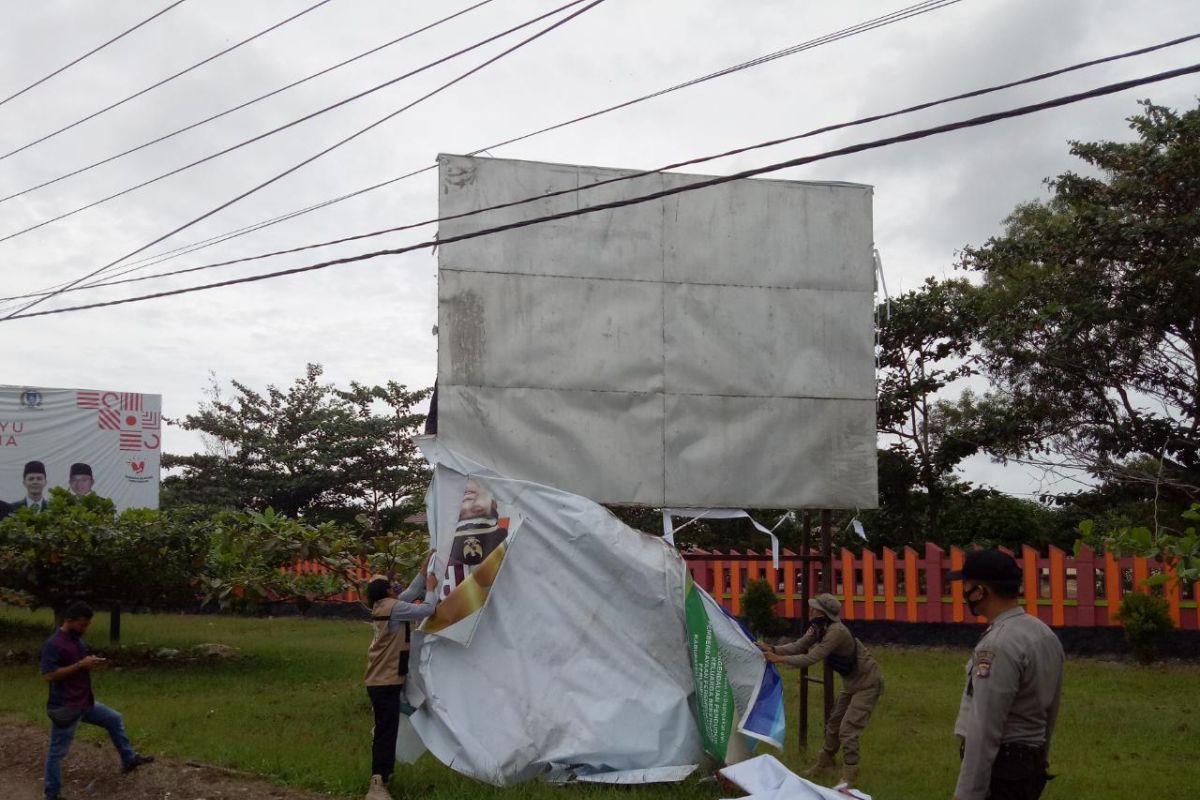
[1,606,1196,799]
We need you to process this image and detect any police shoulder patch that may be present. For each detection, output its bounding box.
[974,649,995,678]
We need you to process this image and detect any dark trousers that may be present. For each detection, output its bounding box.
[961,742,1050,800]
[988,747,1050,800]
[367,684,403,779]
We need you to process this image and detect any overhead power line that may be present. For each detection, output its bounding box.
[480,0,965,154]
[11,28,1196,306]
[2,0,608,320]
[0,0,190,110]
[23,0,966,298]
[0,0,337,163]
[0,0,591,247]
[5,61,1197,323]
[0,0,498,206]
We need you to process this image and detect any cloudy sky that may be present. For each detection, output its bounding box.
[1,0,1196,499]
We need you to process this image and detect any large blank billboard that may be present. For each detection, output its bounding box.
[436,155,876,509]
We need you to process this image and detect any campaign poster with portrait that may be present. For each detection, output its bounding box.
[422,475,521,643]
[0,384,162,512]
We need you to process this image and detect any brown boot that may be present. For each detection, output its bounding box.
[802,749,837,778]
[840,763,859,786]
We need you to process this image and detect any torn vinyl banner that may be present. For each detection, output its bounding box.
[407,440,703,785]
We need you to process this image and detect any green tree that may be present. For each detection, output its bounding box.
[198,507,388,612]
[0,489,207,627]
[742,579,785,637]
[962,100,1200,509]
[876,277,981,539]
[162,365,430,532]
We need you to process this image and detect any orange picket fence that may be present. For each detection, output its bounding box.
[683,543,1198,630]
[288,544,1198,629]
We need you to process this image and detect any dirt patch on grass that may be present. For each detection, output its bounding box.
[0,717,339,800]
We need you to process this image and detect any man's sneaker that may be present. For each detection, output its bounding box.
[122,754,155,774]
[365,774,394,800]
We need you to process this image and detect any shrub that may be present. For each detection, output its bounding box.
[742,579,785,638]
[1116,592,1174,664]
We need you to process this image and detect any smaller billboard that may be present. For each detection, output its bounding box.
[0,384,162,512]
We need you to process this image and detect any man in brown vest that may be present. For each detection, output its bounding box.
[761,594,883,788]
[364,552,438,800]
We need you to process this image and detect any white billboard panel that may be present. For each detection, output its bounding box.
[0,385,161,512]
[436,155,876,509]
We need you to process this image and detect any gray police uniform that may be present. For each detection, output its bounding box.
[954,606,1064,800]
[777,620,883,766]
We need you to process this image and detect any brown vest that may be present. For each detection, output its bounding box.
[365,597,411,687]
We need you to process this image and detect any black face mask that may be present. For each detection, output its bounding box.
[965,584,987,617]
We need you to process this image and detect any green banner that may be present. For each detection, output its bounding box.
[684,576,735,760]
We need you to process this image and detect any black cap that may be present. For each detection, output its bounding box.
[23,460,46,477]
[946,549,1022,582]
[70,463,93,478]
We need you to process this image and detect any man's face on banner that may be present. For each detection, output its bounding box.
[69,475,94,496]
[459,478,497,520]
[23,472,46,500]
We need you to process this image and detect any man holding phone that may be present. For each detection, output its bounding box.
[40,601,154,800]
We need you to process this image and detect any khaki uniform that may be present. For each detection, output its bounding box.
[777,620,883,765]
[954,606,1064,800]
[365,597,412,687]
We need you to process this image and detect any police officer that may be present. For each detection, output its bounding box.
[948,549,1064,800]
[761,593,883,787]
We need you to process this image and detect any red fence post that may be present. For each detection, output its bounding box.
[783,550,797,618]
[1075,544,1096,627]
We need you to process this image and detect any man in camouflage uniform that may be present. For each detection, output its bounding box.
[948,549,1064,800]
[762,594,883,787]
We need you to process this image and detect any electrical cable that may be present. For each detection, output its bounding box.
[0,0,189,110]
[2,0,608,320]
[0,0,498,206]
[0,0,590,247]
[5,61,1195,322]
[21,0,966,296]
[0,0,337,163]
[8,30,1195,305]
[478,0,964,155]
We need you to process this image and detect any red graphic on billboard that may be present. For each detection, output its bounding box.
[130,461,146,474]
[141,411,161,430]
[119,432,142,452]
[77,391,100,409]
[98,409,121,430]
[121,393,142,411]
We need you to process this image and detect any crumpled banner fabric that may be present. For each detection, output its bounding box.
[719,755,873,800]
[407,439,703,785]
